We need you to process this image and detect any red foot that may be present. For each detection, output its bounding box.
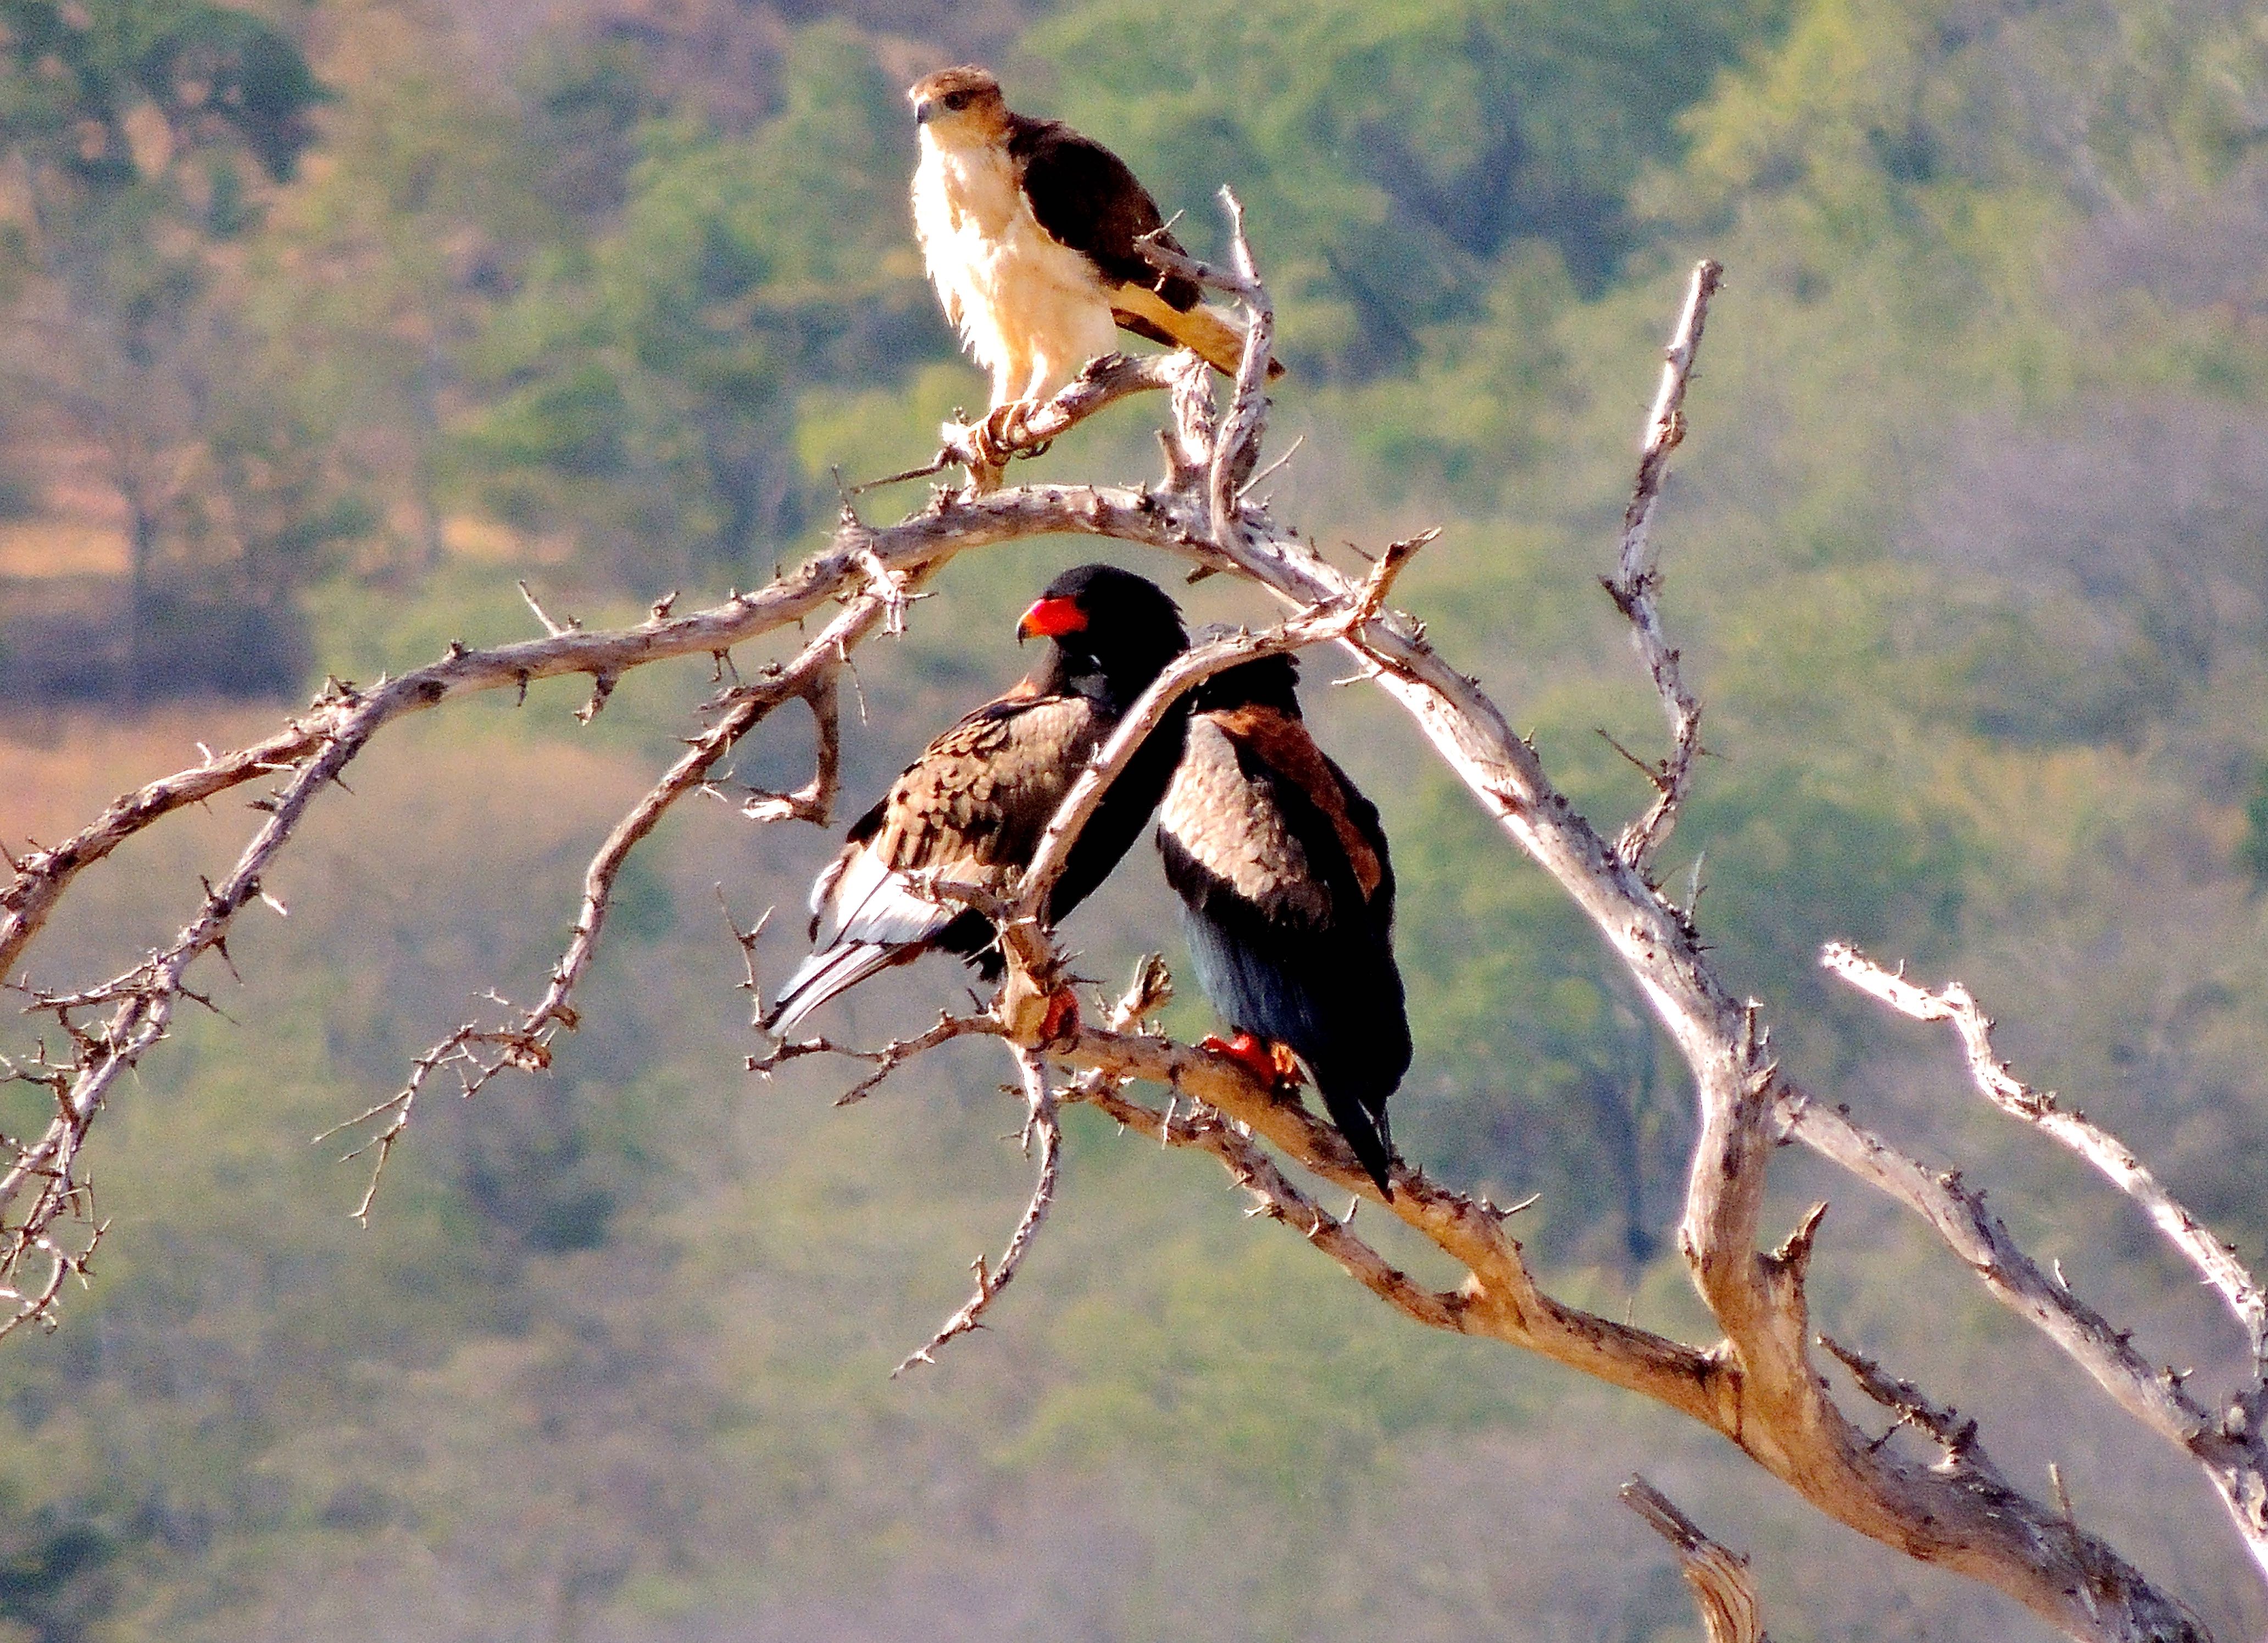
[1037,986,1082,1046]
[1200,1032,1305,1091]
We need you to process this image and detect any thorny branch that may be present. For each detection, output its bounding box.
[321,598,874,1217]
[893,1046,1060,1377]
[1604,258,1720,874]
[749,1010,997,1108]
[1055,959,1465,1335]
[6,201,2252,1636]
[1822,944,2268,1372]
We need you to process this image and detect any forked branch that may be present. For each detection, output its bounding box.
[1821,942,2268,1587]
[1604,258,1720,872]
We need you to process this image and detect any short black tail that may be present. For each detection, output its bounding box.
[1316,1083,1395,1198]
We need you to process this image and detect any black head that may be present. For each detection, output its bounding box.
[1017,564,1187,709]
[1185,622,1303,716]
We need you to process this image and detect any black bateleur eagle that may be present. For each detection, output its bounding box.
[764,564,1188,1033]
[1157,638,1410,1195]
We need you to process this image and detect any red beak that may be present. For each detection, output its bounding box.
[1016,595,1087,642]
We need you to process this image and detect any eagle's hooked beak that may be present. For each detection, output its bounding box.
[1018,596,1086,643]
[913,98,936,125]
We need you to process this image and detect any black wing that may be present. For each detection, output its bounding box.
[1158,711,1410,1191]
[1007,115,1203,312]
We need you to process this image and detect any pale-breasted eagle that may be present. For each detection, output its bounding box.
[908,66,1277,459]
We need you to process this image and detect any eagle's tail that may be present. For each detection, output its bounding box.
[1111,285,1286,380]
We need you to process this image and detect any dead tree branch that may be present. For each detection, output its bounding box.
[1604,259,1720,872]
[1822,944,2268,1370]
[916,352,1187,484]
[1620,1477,1768,1643]
[319,599,875,1218]
[893,1046,1061,1376]
[1820,943,2268,1588]
[748,1011,998,1107]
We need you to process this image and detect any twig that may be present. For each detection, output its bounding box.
[746,1011,998,1106]
[1207,188,1274,552]
[1603,259,1721,871]
[1620,1477,1769,1643]
[923,352,1184,481]
[894,1046,1060,1375]
[740,673,841,825]
[517,579,577,638]
[1819,1333,1978,1458]
[1822,943,2268,1373]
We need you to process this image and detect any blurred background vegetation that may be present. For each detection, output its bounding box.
[4,0,2268,1635]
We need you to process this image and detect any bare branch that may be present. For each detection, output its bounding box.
[747,1011,998,1108]
[920,351,1185,485]
[1823,943,2267,1370]
[1820,942,2268,1588]
[1620,1477,1768,1643]
[516,578,578,638]
[324,602,878,1217]
[1819,1332,1978,1458]
[1207,188,1274,553]
[738,672,840,825]
[894,1046,1061,1375]
[1778,1088,2212,1442]
[1604,258,1721,872]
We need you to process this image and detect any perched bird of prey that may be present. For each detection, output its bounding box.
[765,565,1189,1034]
[908,65,1278,451]
[1157,639,1410,1194]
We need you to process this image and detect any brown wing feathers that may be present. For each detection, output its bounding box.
[766,565,1188,1033]
[1007,113,1285,381]
[1009,118,1203,309]
[1157,650,1410,1194]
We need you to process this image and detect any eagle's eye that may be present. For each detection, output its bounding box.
[942,90,971,111]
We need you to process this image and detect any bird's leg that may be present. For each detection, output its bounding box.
[1199,1031,1304,1093]
[1036,985,1081,1047]
[975,399,1042,467]
[962,452,1007,494]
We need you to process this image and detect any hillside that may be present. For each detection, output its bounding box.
[3,0,2268,1636]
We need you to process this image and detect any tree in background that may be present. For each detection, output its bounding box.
[458,24,935,587]
[0,0,330,698]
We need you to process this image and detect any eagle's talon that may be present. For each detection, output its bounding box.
[1200,1031,1303,1093]
[974,399,1042,468]
[1037,985,1082,1047]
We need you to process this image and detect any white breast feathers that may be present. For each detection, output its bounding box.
[911,131,1121,407]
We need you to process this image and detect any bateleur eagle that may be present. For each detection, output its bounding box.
[907,66,1280,453]
[1157,639,1410,1195]
[765,564,1188,1034]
